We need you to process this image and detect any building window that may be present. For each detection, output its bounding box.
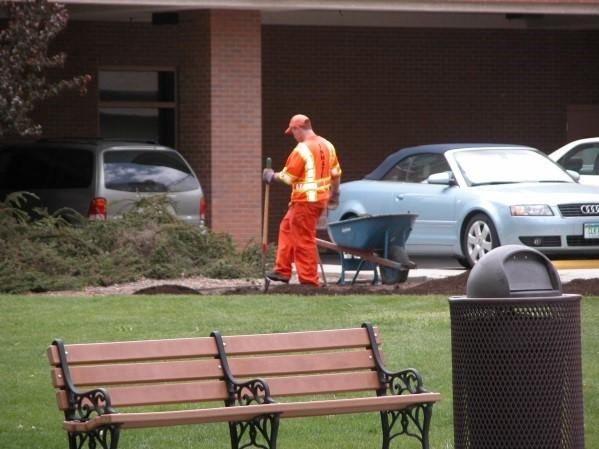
[98,69,176,147]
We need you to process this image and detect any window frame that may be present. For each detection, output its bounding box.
[97,66,177,147]
[382,153,451,183]
[559,143,599,175]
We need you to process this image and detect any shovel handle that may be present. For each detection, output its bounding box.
[262,157,272,253]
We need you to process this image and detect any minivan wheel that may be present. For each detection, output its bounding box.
[461,213,499,268]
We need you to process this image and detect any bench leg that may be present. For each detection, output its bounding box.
[228,413,280,449]
[67,425,120,449]
[380,403,433,449]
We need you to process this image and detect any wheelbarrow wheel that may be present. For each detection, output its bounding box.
[379,245,410,284]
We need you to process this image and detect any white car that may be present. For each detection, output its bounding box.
[549,137,599,186]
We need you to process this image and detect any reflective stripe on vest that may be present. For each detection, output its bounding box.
[292,177,331,192]
[293,143,318,202]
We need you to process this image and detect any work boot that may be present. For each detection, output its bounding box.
[266,271,290,283]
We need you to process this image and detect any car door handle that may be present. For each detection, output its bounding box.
[395,195,404,201]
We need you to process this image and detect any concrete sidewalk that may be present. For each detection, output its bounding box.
[318,257,599,285]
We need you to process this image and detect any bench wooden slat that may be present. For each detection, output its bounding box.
[222,327,379,355]
[266,371,382,397]
[56,380,229,410]
[52,350,377,388]
[51,359,224,388]
[47,337,218,366]
[63,393,442,432]
[229,350,377,378]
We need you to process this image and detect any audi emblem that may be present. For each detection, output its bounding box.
[580,204,599,215]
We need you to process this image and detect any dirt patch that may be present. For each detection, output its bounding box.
[399,271,470,295]
[41,276,262,297]
[39,272,599,296]
[135,284,202,295]
[224,274,471,296]
[562,278,599,296]
[394,272,599,297]
[225,272,599,296]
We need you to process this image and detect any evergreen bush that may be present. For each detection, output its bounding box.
[0,193,263,293]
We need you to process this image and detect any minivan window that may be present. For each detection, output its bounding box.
[104,150,199,192]
[0,147,93,189]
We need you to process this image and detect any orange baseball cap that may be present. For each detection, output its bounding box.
[284,114,311,135]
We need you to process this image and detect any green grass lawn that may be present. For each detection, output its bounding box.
[0,294,596,449]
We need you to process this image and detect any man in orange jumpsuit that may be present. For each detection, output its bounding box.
[263,114,342,287]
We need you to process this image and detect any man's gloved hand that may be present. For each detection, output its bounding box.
[263,168,276,184]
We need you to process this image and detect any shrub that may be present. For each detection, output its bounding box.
[0,193,263,293]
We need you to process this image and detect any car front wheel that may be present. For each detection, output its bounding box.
[461,213,499,268]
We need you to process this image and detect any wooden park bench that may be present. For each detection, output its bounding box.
[47,322,441,449]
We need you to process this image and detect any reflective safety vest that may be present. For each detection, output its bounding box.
[279,135,342,204]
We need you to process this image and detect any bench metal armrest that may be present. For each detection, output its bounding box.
[71,387,115,421]
[52,339,115,422]
[361,322,428,396]
[383,368,427,395]
[211,331,275,407]
[230,377,274,406]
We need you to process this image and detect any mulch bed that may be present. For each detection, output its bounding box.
[260,272,599,296]
[255,274,472,296]
[562,278,599,296]
[134,272,599,296]
[135,284,203,295]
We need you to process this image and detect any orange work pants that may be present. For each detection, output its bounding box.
[274,202,324,287]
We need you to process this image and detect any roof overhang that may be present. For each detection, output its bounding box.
[55,0,599,15]
[3,1,598,27]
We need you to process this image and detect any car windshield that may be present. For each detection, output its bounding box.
[104,150,199,192]
[453,148,573,186]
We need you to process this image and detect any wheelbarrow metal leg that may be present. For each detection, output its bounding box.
[350,259,367,285]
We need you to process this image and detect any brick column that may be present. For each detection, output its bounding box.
[209,10,262,247]
[178,11,212,222]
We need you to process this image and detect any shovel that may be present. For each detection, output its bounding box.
[262,157,272,292]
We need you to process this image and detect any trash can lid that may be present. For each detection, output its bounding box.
[466,245,562,298]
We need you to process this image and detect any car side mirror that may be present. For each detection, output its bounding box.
[566,169,581,182]
[427,171,456,185]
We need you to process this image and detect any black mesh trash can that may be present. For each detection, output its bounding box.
[449,245,584,449]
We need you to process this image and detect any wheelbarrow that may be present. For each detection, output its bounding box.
[316,213,417,285]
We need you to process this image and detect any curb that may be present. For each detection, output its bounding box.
[551,259,599,269]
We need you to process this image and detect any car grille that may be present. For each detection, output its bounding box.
[558,203,599,217]
[567,236,599,247]
[519,236,561,247]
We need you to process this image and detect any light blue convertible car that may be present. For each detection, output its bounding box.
[327,144,599,267]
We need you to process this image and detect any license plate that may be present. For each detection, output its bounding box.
[583,223,599,239]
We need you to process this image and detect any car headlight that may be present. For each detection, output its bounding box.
[510,205,554,216]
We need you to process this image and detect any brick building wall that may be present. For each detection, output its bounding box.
[178,11,212,219]
[263,26,599,241]
[209,10,262,246]
[41,22,179,139]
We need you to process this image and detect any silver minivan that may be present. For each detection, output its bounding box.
[0,139,205,225]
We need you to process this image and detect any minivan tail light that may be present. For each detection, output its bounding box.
[200,196,206,222]
[88,197,107,220]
